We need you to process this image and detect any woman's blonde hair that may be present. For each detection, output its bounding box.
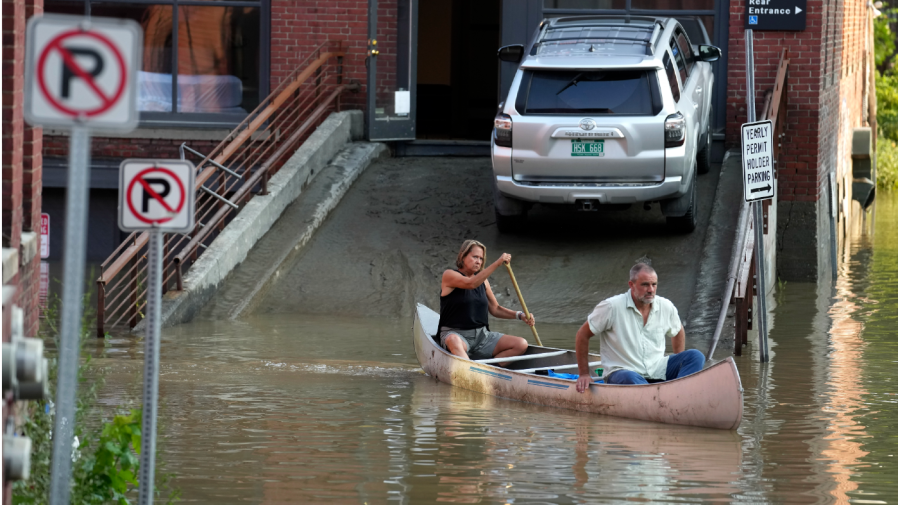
[456,239,487,271]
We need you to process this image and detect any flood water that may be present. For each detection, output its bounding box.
[84,192,898,504]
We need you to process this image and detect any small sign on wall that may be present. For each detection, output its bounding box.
[40,213,50,259]
[745,0,807,31]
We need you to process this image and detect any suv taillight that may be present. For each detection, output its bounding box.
[664,112,686,148]
[494,113,513,148]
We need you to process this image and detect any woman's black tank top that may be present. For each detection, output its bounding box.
[438,269,489,330]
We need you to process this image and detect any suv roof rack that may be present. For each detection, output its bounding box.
[550,15,663,26]
[533,18,667,56]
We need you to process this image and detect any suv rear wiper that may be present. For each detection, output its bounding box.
[556,73,584,95]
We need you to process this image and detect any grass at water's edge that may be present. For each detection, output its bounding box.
[12,287,179,505]
[878,136,898,191]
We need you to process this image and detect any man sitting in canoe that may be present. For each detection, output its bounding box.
[438,239,535,365]
[574,262,705,393]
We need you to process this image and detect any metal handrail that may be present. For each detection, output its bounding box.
[96,40,349,336]
[707,48,789,359]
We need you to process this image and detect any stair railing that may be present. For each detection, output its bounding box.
[96,40,354,336]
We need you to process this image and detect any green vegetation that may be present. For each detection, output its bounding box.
[12,288,178,504]
[876,3,898,189]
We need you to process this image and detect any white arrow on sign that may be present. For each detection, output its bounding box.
[796,6,802,13]
[741,120,776,202]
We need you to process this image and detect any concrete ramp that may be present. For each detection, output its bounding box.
[199,142,388,320]
[244,154,729,335]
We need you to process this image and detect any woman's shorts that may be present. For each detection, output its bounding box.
[439,326,504,360]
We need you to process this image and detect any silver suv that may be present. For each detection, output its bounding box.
[492,16,721,232]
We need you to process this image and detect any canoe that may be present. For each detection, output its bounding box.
[413,303,744,430]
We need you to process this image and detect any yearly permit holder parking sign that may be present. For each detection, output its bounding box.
[119,159,196,233]
[24,14,142,131]
[741,120,775,202]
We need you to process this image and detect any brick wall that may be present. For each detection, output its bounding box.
[43,0,377,161]
[43,135,222,160]
[3,0,26,250]
[729,0,874,281]
[3,0,43,338]
[270,0,374,111]
[3,0,43,498]
[727,0,873,204]
[726,0,835,204]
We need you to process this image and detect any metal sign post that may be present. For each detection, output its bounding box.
[743,28,771,363]
[48,125,91,505]
[24,14,142,504]
[138,228,163,505]
[117,159,194,505]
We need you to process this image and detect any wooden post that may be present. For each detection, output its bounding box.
[97,281,105,338]
[129,257,138,329]
[162,234,169,294]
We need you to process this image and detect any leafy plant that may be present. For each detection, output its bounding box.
[877,137,898,190]
[12,280,178,504]
[74,410,142,505]
[875,4,898,187]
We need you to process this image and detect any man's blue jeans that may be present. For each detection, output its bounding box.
[605,349,705,385]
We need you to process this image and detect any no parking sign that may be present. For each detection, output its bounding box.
[24,14,142,130]
[119,159,196,232]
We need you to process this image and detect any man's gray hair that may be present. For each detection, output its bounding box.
[629,262,657,282]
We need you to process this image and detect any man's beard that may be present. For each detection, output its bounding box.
[636,293,654,304]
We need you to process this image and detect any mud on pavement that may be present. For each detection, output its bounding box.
[228,155,723,333]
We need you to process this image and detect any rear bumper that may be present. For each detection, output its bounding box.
[495,175,686,204]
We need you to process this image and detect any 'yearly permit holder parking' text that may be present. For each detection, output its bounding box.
[571,139,605,157]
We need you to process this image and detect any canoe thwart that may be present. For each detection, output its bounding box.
[475,350,567,364]
[517,361,602,374]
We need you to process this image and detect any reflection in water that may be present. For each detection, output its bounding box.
[83,194,898,503]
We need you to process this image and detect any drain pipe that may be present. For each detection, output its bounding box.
[707,199,751,360]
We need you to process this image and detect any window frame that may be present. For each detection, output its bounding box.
[669,35,688,85]
[48,0,270,129]
[675,30,696,76]
[662,52,681,103]
[514,69,662,116]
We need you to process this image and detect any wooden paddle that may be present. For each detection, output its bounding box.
[504,263,543,346]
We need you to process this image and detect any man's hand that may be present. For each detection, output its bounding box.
[522,313,535,326]
[576,374,593,393]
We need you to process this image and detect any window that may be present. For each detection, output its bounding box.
[45,0,268,126]
[669,36,688,83]
[517,70,662,115]
[676,32,695,74]
[663,53,680,102]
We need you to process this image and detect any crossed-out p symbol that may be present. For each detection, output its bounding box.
[119,160,196,233]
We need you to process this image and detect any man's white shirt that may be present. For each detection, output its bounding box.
[587,290,683,380]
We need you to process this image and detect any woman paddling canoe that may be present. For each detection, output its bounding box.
[438,240,535,366]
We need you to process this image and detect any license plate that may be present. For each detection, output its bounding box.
[571,139,605,157]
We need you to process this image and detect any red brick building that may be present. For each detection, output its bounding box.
[726,0,877,281]
[3,0,44,498]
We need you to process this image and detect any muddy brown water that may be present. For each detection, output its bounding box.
[80,192,898,503]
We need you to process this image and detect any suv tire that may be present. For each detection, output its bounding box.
[493,179,528,233]
[697,106,713,175]
[666,177,697,233]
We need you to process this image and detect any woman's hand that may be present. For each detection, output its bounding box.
[522,312,535,326]
[495,253,511,266]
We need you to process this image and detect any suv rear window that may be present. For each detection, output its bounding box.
[516,70,662,116]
